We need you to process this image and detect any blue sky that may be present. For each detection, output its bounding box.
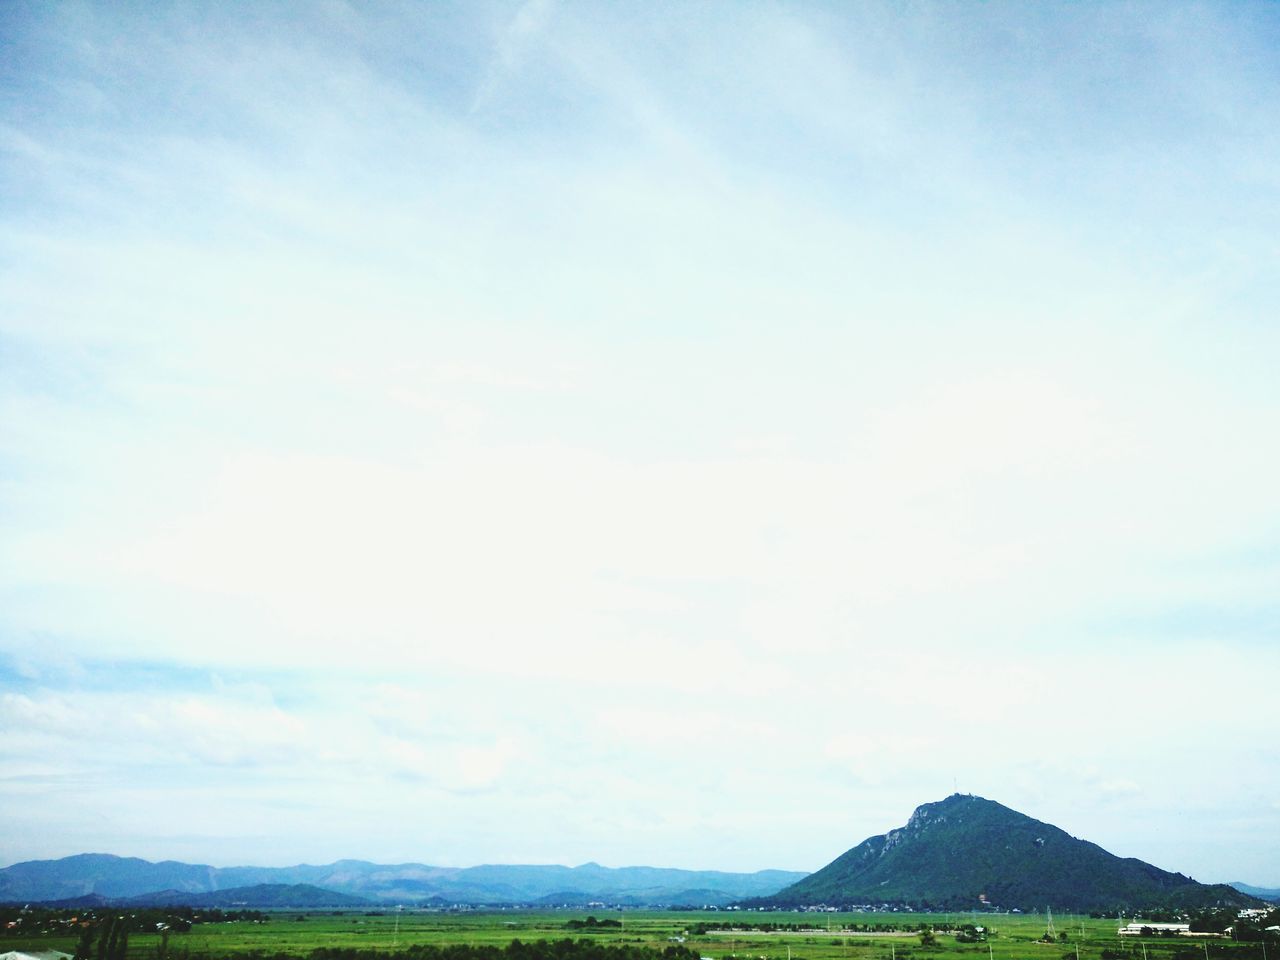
[2,1,1279,884]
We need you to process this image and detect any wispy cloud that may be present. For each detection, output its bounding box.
[2,1,1279,883]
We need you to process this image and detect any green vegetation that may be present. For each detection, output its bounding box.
[747,796,1266,913]
[565,919,622,931]
[1,905,267,936]
[5,905,1279,960]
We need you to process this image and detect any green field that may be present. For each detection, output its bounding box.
[4,909,1274,960]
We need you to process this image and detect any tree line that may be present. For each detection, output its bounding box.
[227,941,699,960]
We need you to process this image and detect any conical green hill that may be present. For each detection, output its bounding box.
[746,794,1261,912]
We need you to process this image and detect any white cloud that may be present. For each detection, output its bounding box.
[472,0,558,114]
[2,0,1280,882]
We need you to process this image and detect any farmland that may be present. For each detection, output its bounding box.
[3,909,1276,960]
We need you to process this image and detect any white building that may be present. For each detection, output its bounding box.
[1118,923,1192,936]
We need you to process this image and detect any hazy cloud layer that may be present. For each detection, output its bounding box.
[2,2,1278,883]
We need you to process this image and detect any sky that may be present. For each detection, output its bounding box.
[2,1,1279,886]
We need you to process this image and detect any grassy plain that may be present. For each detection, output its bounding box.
[4,910,1271,960]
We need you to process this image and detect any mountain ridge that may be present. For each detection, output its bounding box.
[1230,882,1280,903]
[743,794,1264,912]
[26,883,371,909]
[0,854,805,906]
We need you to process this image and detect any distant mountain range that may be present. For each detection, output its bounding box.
[6,798,1271,911]
[1230,883,1280,903]
[0,854,805,907]
[34,883,370,909]
[744,794,1266,913]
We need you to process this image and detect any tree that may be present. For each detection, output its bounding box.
[73,925,97,960]
[102,918,120,960]
[96,918,113,960]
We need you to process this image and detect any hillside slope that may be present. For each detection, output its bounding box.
[1230,883,1280,903]
[746,794,1262,912]
[0,854,804,906]
[133,883,370,907]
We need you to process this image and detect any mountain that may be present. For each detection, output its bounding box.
[130,884,370,907]
[1230,883,1280,903]
[0,854,220,902]
[0,854,805,906]
[743,794,1265,913]
[24,884,368,909]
